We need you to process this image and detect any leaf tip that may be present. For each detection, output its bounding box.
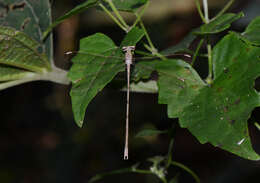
[76,120,84,128]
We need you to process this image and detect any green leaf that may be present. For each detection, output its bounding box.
[120,26,145,46]
[241,16,260,46]
[157,59,205,118]
[0,66,34,81]
[194,12,244,35]
[43,0,99,39]
[158,33,260,160]
[133,60,157,81]
[0,26,50,73]
[69,27,144,127]
[0,0,53,60]
[136,129,167,138]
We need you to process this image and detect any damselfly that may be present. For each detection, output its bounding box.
[66,47,191,160]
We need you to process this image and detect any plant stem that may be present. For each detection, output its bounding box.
[105,0,130,31]
[213,0,235,20]
[0,67,70,91]
[171,161,200,183]
[254,122,260,131]
[132,169,153,174]
[99,3,127,32]
[191,38,204,66]
[206,41,213,83]
[202,0,209,23]
[202,0,213,83]
[138,19,157,54]
[166,138,174,168]
[194,0,207,23]
[132,1,150,28]
[143,43,165,60]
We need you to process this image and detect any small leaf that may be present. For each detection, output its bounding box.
[43,0,99,39]
[241,16,260,46]
[194,12,244,35]
[120,26,145,47]
[136,129,167,138]
[0,26,50,73]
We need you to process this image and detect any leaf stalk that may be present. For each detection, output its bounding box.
[98,3,128,32]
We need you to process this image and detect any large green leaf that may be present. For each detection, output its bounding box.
[68,27,144,127]
[0,0,53,85]
[158,33,260,160]
[194,12,244,35]
[241,16,260,46]
[0,26,50,73]
[0,0,52,60]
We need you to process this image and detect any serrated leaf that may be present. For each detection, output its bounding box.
[0,26,50,73]
[0,0,52,60]
[241,16,260,46]
[43,0,99,39]
[158,32,260,160]
[69,27,144,127]
[136,129,167,138]
[194,12,244,35]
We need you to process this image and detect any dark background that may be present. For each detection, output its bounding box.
[0,0,260,182]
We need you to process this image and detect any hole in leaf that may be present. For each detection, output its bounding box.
[254,77,260,92]
[8,2,25,11]
[20,18,31,31]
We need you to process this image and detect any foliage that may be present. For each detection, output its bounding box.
[1,0,260,182]
[0,0,69,90]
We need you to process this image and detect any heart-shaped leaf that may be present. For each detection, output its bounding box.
[69,27,144,127]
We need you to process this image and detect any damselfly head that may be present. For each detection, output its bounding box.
[122,46,135,52]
